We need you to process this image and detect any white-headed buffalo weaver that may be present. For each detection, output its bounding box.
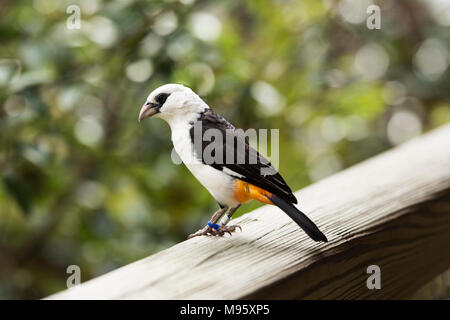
[139,84,327,242]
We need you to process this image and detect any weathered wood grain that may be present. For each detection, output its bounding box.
[48,124,450,299]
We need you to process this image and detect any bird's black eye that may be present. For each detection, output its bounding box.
[155,93,170,105]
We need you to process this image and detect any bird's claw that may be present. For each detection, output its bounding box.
[215,225,241,236]
[187,225,241,239]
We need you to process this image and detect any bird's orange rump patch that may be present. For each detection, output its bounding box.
[233,179,273,205]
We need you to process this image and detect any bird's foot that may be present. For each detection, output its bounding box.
[214,224,242,236]
[187,224,242,239]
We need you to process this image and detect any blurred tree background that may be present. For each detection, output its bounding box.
[1,0,449,299]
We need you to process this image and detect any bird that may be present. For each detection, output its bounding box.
[138,84,327,242]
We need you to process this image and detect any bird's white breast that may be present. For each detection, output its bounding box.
[168,115,240,207]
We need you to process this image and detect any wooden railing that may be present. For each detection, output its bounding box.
[47,124,450,299]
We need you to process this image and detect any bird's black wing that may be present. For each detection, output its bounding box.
[190,109,297,204]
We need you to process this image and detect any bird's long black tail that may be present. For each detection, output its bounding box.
[269,194,327,242]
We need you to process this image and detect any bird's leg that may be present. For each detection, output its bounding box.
[215,205,242,236]
[187,206,228,239]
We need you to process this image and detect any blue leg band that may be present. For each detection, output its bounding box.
[207,222,220,230]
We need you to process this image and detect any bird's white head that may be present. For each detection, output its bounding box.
[138,84,208,125]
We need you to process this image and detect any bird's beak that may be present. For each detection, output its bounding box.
[138,102,159,122]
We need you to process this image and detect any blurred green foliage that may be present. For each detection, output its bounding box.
[1,0,449,299]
